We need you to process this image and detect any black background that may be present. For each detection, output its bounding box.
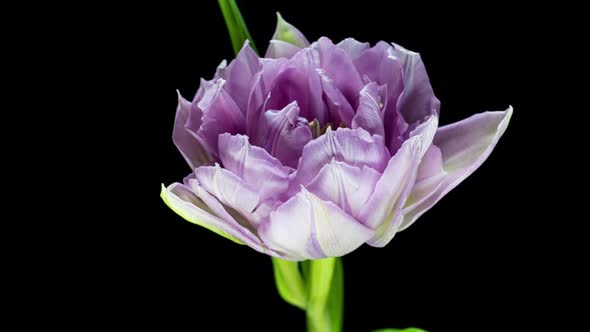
[90,1,562,331]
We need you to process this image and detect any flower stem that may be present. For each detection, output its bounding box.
[272,257,343,332]
[306,257,343,332]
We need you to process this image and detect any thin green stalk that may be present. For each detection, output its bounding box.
[306,257,342,332]
[217,0,258,55]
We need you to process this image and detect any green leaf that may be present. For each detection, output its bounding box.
[271,258,307,310]
[217,0,258,55]
[373,329,428,332]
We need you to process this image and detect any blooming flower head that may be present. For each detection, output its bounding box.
[161,15,512,261]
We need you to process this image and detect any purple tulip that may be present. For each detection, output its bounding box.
[161,16,512,261]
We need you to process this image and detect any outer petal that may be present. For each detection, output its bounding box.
[268,13,310,48]
[357,136,425,246]
[292,127,391,189]
[218,133,291,202]
[160,183,246,245]
[352,82,385,137]
[260,187,374,260]
[306,159,381,219]
[187,79,245,159]
[223,41,260,113]
[337,38,370,60]
[259,101,313,168]
[391,42,441,124]
[265,40,302,59]
[173,92,211,169]
[400,107,513,231]
[359,116,438,246]
[194,164,260,221]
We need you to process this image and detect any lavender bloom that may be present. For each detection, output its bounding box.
[161,16,512,260]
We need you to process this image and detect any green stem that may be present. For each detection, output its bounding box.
[272,257,343,332]
[271,258,307,310]
[306,258,343,332]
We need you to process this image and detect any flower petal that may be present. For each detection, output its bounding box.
[194,164,260,220]
[314,37,364,106]
[223,41,260,113]
[357,136,425,247]
[218,133,291,202]
[161,183,246,245]
[246,58,288,138]
[317,69,355,127]
[306,159,381,219]
[391,42,441,124]
[258,101,313,168]
[265,49,327,124]
[173,92,211,169]
[265,40,302,59]
[400,107,513,231]
[354,42,408,153]
[360,116,438,246]
[352,82,385,136]
[187,79,245,159]
[184,179,281,256]
[293,127,391,189]
[269,13,310,48]
[260,187,374,260]
[336,38,370,60]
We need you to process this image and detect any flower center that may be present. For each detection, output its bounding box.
[308,119,346,139]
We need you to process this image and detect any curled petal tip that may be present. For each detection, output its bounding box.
[271,12,309,48]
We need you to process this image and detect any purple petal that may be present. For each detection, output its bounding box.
[246,58,288,138]
[187,79,245,159]
[223,41,260,113]
[359,116,438,246]
[354,42,408,153]
[265,49,327,124]
[358,136,425,247]
[265,40,302,59]
[403,145,446,213]
[391,42,441,124]
[173,92,211,169]
[257,101,313,168]
[337,38,370,60]
[259,187,374,260]
[306,159,381,219]
[250,199,282,229]
[212,59,227,80]
[161,183,258,247]
[313,37,364,106]
[292,127,391,189]
[400,107,513,231]
[218,133,291,202]
[317,69,355,127]
[194,164,260,220]
[269,13,310,48]
[351,82,385,136]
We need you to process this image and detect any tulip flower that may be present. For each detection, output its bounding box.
[161,14,511,260]
[162,3,511,330]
